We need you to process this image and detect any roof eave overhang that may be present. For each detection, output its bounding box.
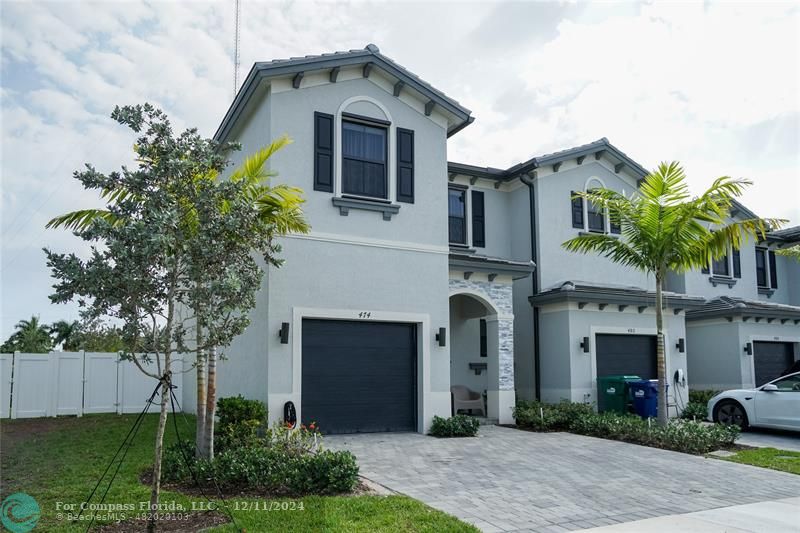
[687,308,800,322]
[529,288,705,310]
[214,53,473,144]
[449,254,535,280]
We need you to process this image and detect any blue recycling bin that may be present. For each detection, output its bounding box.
[628,380,665,419]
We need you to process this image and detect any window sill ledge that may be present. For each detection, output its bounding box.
[579,231,620,239]
[708,276,737,288]
[758,287,775,297]
[332,197,400,220]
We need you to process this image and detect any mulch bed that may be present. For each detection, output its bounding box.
[96,511,229,532]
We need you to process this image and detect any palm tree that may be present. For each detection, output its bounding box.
[776,244,800,261]
[3,316,53,353]
[563,162,784,426]
[50,320,80,351]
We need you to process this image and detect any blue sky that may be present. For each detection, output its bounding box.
[1,1,798,339]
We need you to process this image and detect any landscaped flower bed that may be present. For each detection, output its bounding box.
[514,400,739,454]
[162,397,359,495]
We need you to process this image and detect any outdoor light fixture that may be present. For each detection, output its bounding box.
[744,342,753,355]
[435,327,446,347]
[676,338,685,353]
[279,322,290,344]
[580,336,590,353]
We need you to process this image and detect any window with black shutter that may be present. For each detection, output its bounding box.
[712,253,729,277]
[769,250,778,289]
[610,212,621,235]
[733,249,741,278]
[755,248,768,287]
[571,191,583,228]
[396,128,414,203]
[341,119,387,199]
[314,112,334,192]
[471,190,485,248]
[448,187,467,245]
[587,198,604,232]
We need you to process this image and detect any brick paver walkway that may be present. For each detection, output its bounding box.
[327,425,800,532]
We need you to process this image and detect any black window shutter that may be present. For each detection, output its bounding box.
[396,128,414,203]
[732,249,741,278]
[769,250,778,288]
[571,191,583,228]
[471,190,485,248]
[313,112,334,192]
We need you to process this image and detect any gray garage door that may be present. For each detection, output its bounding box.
[754,341,794,386]
[301,319,417,434]
[596,334,657,379]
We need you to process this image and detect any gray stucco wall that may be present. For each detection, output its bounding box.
[540,303,689,414]
[533,162,652,291]
[268,75,448,246]
[758,250,797,305]
[687,318,800,390]
[685,320,744,391]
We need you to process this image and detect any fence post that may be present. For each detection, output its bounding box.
[47,351,57,418]
[10,351,19,419]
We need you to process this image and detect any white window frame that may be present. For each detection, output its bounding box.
[334,96,396,203]
[754,246,772,288]
[448,185,471,246]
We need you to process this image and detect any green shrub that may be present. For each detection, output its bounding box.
[513,399,738,454]
[215,395,268,451]
[162,443,359,495]
[689,389,719,405]
[680,401,709,421]
[428,415,480,438]
[513,400,594,431]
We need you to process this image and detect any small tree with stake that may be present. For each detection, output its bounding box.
[563,162,784,427]
[46,103,308,531]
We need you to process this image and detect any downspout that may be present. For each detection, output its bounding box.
[519,169,541,400]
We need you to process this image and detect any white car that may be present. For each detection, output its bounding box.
[708,371,800,431]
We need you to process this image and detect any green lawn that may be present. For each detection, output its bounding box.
[717,447,800,475]
[0,414,476,532]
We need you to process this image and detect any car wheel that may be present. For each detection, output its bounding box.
[714,400,749,429]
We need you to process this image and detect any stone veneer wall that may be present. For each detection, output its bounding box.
[449,278,515,391]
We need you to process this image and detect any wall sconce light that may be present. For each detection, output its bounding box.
[580,336,590,353]
[744,342,752,355]
[435,327,446,347]
[279,322,290,344]
[676,338,685,353]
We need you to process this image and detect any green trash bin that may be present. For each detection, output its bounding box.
[597,375,640,413]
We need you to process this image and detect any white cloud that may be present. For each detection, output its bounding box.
[1,1,798,337]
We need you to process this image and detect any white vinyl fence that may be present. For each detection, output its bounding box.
[0,351,183,419]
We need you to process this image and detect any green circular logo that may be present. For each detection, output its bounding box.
[1,493,40,533]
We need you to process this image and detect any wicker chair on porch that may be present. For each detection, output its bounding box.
[451,385,485,416]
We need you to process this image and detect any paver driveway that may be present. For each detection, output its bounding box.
[327,426,800,533]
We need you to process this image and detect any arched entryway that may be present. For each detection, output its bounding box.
[449,286,515,424]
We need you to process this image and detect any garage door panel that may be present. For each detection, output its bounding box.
[302,319,416,434]
[754,342,794,387]
[596,334,657,379]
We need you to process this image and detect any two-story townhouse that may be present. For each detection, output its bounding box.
[449,139,704,415]
[683,224,800,390]
[188,44,799,433]
[182,45,533,434]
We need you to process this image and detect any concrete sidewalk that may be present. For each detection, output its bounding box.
[582,497,800,532]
